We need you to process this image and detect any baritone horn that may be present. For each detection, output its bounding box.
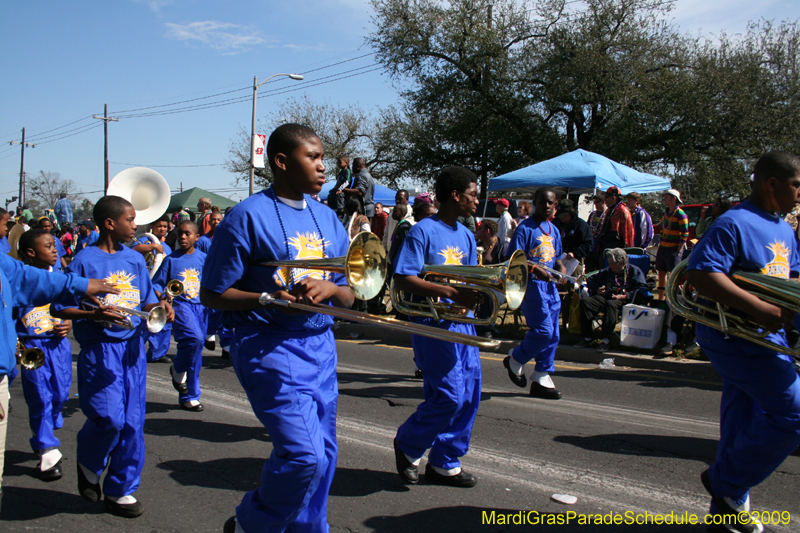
[390,249,529,326]
[666,258,800,358]
[16,340,45,371]
[257,232,498,348]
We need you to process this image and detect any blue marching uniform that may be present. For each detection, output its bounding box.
[689,200,800,506]
[0,235,10,255]
[75,231,99,254]
[53,245,158,498]
[393,215,482,470]
[0,254,89,489]
[509,217,563,373]
[201,188,348,533]
[153,248,207,404]
[135,235,173,362]
[15,293,73,453]
[196,234,233,351]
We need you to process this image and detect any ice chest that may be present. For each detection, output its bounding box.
[620,304,665,350]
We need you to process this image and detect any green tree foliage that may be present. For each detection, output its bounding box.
[369,0,800,202]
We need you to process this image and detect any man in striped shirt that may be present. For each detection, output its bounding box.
[656,189,688,299]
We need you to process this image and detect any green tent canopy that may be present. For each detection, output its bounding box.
[166,187,238,214]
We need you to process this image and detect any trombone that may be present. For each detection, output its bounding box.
[81,299,168,334]
[258,232,500,349]
[666,258,800,358]
[16,340,45,371]
[390,249,529,326]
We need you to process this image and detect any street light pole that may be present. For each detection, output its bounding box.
[8,128,35,208]
[249,73,304,196]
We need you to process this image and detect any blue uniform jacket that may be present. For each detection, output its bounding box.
[0,254,89,375]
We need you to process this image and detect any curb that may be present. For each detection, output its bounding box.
[332,322,717,377]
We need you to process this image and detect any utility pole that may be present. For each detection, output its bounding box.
[8,128,35,208]
[93,104,119,194]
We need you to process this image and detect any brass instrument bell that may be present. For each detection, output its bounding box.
[16,340,45,371]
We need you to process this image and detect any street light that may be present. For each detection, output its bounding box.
[249,73,304,196]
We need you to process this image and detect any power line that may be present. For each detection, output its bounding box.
[110,161,224,168]
[35,123,103,145]
[25,115,94,142]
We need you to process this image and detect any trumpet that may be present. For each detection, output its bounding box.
[391,249,529,326]
[81,299,168,334]
[163,279,184,303]
[16,340,45,371]
[666,258,800,358]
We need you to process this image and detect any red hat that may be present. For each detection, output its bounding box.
[493,198,510,208]
[605,186,622,196]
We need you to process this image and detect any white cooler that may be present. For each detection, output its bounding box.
[620,304,665,350]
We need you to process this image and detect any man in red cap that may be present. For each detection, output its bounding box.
[494,198,514,257]
[599,187,633,258]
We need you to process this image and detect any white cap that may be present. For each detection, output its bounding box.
[665,189,683,204]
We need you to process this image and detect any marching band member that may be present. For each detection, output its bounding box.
[392,167,483,488]
[503,188,567,400]
[15,229,75,480]
[197,209,232,358]
[153,220,208,411]
[201,124,353,533]
[0,245,118,512]
[133,215,174,364]
[52,196,174,518]
[687,151,800,531]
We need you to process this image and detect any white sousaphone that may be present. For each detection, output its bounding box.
[107,167,171,277]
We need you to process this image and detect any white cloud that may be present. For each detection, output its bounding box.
[164,21,268,52]
[131,0,174,14]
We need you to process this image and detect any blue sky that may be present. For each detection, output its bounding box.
[1,0,798,209]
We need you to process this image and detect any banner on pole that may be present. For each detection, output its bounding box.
[253,134,267,168]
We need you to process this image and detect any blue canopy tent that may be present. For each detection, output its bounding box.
[319,181,414,207]
[488,149,672,195]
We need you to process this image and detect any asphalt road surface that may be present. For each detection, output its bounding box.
[3,333,799,532]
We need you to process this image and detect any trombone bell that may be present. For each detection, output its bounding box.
[262,232,387,301]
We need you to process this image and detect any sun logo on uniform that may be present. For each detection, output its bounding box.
[761,241,791,278]
[439,246,466,265]
[103,271,140,310]
[179,268,201,300]
[530,234,556,265]
[22,305,57,335]
[273,232,331,288]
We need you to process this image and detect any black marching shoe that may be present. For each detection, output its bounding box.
[152,355,173,364]
[393,438,419,484]
[104,497,144,518]
[529,382,562,400]
[424,463,477,488]
[221,349,230,360]
[503,355,527,388]
[701,469,769,533]
[204,339,216,351]
[77,464,101,503]
[223,516,237,533]
[170,365,188,394]
[38,459,63,481]
[181,402,204,412]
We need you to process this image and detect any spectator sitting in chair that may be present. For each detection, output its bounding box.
[574,248,650,353]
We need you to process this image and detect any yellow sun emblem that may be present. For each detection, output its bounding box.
[273,232,331,288]
[530,234,556,265]
[761,241,791,278]
[179,268,201,300]
[439,246,466,265]
[103,271,140,310]
[22,305,59,335]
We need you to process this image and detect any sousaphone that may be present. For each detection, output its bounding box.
[107,167,171,225]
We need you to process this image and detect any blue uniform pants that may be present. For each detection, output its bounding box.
[232,327,338,533]
[146,322,172,362]
[172,302,207,404]
[20,336,72,451]
[514,280,560,373]
[76,338,147,498]
[697,324,800,500]
[396,320,481,470]
[206,308,232,349]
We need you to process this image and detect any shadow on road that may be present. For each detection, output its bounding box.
[157,457,263,492]
[330,467,411,497]
[552,368,721,392]
[553,433,716,463]
[0,485,103,521]
[144,415,270,444]
[362,506,708,532]
[338,371,425,402]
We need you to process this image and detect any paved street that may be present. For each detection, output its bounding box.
[3,331,799,532]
